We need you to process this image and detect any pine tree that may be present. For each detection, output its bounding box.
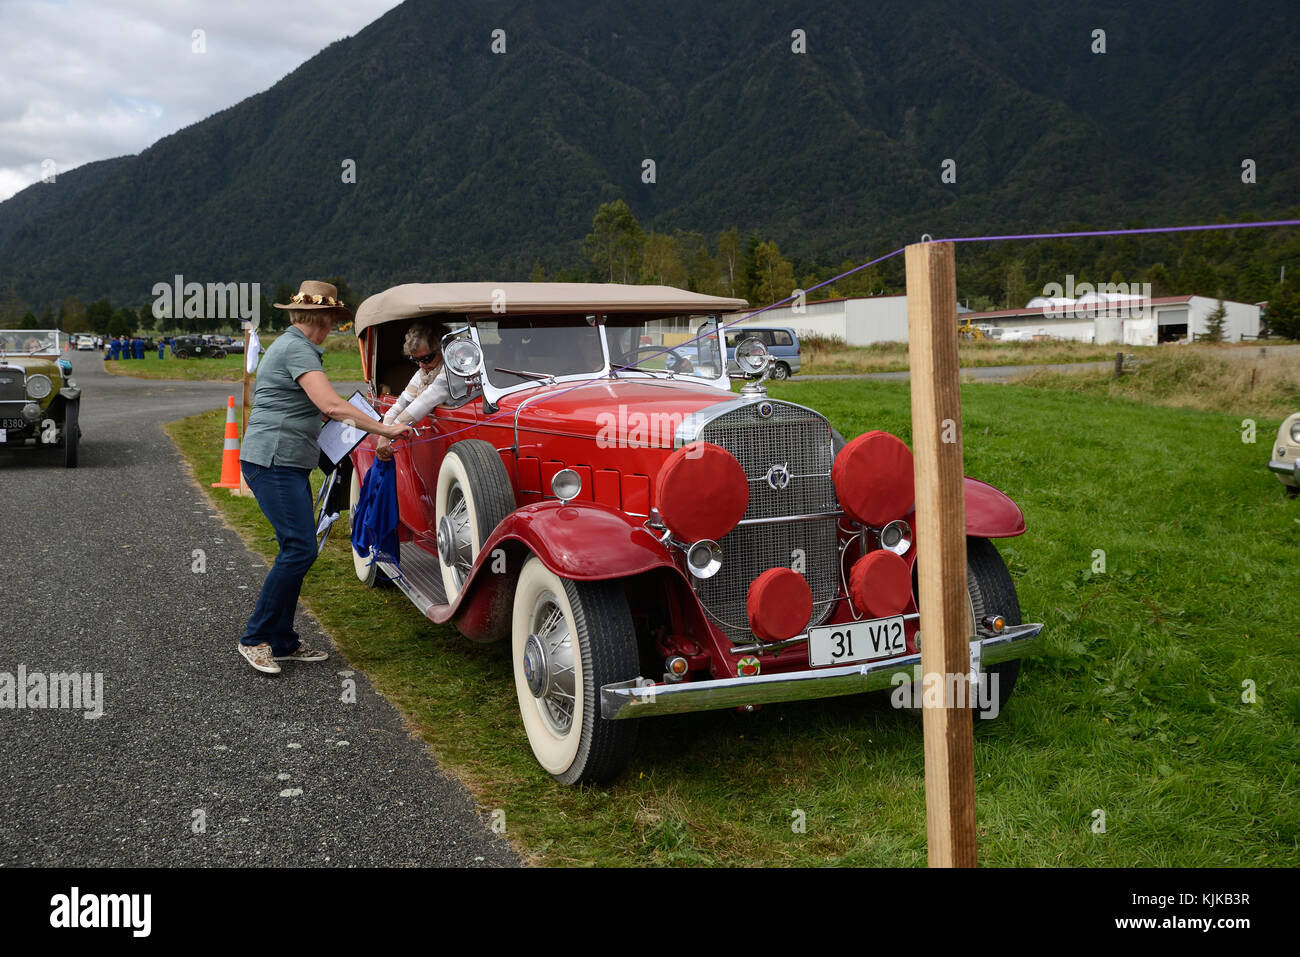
[1203,298,1227,343]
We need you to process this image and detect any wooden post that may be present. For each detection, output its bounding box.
[905,240,977,868]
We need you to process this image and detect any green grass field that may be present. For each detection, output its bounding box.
[104,334,361,382]
[167,374,1300,867]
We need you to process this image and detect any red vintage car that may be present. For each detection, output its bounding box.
[341,283,1041,784]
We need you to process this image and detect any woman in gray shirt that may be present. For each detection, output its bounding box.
[237,280,410,675]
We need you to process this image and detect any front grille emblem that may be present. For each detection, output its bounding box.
[765,463,790,491]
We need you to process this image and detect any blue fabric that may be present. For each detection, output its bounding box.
[351,458,400,568]
[239,461,314,655]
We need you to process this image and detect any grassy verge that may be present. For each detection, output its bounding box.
[105,334,360,382]
[166,376,1300,866]
[800,337,1161,375]
[1018,347,1300,418]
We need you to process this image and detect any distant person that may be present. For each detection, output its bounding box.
[133,337,144,360]
[235,280,411,675]
[107,337,118,360]
[373,319,453,461]
[158,339,166,359]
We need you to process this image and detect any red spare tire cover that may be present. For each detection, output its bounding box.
[849,550,913,619]
[746,568,814,642]
[654,441,748,542]
[831,431,915,527]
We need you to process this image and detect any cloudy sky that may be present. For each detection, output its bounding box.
[0,0,403,201]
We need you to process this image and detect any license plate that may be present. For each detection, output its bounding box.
[808,616,906,667]
[1,418,26,430]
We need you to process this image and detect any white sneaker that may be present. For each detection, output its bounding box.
[238,642,282,674]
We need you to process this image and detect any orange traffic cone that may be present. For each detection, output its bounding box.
[212,396,242,489]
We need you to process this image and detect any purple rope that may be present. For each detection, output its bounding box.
[932,218,1300,245]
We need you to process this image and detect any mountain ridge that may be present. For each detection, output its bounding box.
[2,0,1297,308]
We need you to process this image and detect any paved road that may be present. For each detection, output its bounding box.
[0,354,518,867]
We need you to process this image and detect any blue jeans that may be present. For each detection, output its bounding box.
[239,461,316,655]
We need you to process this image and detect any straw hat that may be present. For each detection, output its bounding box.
[275,279,353,319]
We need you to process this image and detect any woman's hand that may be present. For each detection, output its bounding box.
[381,421,412,441]
[375,436,394,461]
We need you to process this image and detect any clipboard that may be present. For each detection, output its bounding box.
[319,390,381,465]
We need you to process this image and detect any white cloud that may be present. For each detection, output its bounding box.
[0,0,403,200]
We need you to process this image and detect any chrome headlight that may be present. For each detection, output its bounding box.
[734,337,770,376]
[550,468,582,503]
[25,374,52,400]
[686,539,723,579]
[879,519,913,556]
[1290,420,1300,444]
[443,338,484,378]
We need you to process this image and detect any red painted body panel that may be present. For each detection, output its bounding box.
[962,476,1027,538]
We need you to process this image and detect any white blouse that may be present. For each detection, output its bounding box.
[383,365,454,425]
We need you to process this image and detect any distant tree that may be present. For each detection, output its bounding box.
[137,302,156,332]
[639,232,686,287]
[1004,260,1030,309]
[21,311,37,327]
[1264,285,1300,340]
[59,296,87,333]
[529,260,547,281]
[1143,262,1174,297]
[107,309,133,338]
[739,233,764,301]
[751,241,796,306]
[716,228,740,296]
[0,285,22,328]
[582,199,645,283]
[1202,298,1227,343]
[269,283,296,331]
[325,276,356,311]
[674,230,714,293]
[85,298,113,332]
[830,258,881,298]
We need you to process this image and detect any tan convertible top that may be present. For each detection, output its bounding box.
[354,282,748,334]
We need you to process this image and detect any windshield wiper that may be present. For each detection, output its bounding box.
[494,367,556,384]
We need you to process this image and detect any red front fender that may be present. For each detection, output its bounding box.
[963,477,1026,538]
[431,502,678,641]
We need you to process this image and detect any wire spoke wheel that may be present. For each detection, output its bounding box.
[511,556,639,785]
[434,440,514,604]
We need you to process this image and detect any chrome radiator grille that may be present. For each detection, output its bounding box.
[693,401,839,642]
[0,370,25,404]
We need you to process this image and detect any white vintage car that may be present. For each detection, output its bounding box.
[1268,413,1300,495]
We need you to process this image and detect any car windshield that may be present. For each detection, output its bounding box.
[475,318,607,389]
[0,330,60,355]
[473,314,728,391]
[604,315,725,380]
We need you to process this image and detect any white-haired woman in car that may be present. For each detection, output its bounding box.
[375,319,452,460]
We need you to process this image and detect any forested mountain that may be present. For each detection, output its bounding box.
[1,0,1297,316]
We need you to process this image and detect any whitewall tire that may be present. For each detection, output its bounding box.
[511,556,639,784]
[434,440,514,604]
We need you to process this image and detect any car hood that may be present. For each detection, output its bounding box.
[496,378,737,446]
[0,357,59,376]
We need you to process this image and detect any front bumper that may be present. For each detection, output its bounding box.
[601,623,1042,719]
[1267,458,1298,483]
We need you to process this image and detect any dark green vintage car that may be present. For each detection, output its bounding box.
[0,330,81,467]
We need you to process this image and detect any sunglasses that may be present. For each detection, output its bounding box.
[408,351,439,365]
